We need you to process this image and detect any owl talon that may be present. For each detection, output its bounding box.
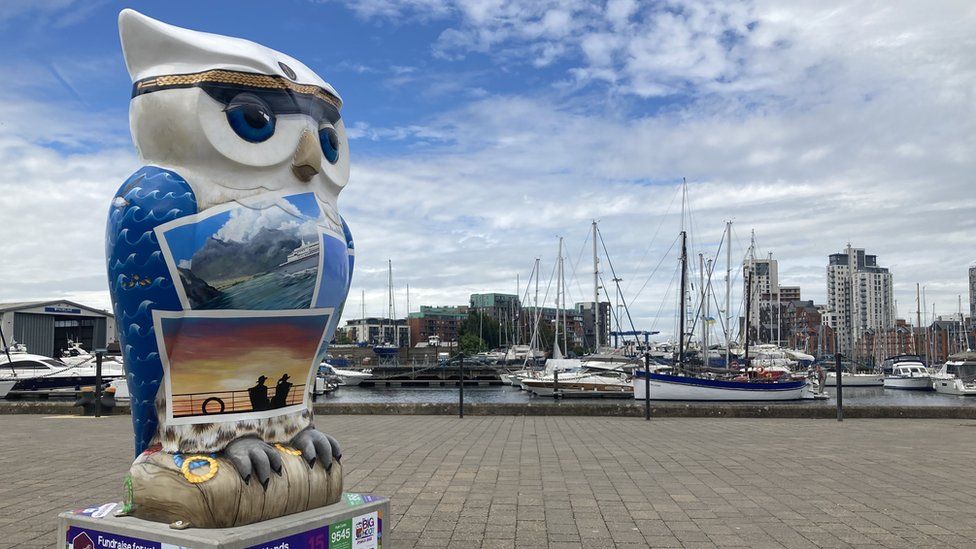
[225,437,282,490]
[290,427,341,471]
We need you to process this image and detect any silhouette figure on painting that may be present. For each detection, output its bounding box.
[271,374,293,409]
[248,376,270,411]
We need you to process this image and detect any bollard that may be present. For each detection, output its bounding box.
[94,351,104,418]
[553,369,560,399]
[644,353,651,421]
[835,353,843,422]
[458,354,464,419]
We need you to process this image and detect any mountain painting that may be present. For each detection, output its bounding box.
[159,192,326,310]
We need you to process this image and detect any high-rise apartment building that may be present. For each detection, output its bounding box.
[825,245,895,357]
[969,264,975,325]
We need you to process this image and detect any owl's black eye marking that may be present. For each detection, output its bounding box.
[319,126,339,164]
[225,93,276,143]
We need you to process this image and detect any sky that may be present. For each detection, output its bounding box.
[0,0,974,340]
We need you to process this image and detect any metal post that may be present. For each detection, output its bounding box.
[553,369,560,399]
[458,354,464,418]
[644,353,651,421]
[94,351,104,418]
[835,353,843,422]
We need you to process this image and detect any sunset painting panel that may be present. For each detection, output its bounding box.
[158,311,331,423]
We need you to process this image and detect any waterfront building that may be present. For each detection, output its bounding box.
[575,301,611,351]
[969,264,976,324]
[742,257,778,344]
[345,317,410,347]
[779,286,801,303]
[406,306,468,348]
[824,245,895,358]
[740,259,803,346]
[469,293,521,346]
[784,300,835,356]
[854,319,915,365]
[920,318,976,363]
[521,305,585,350]
[0,300,116,358]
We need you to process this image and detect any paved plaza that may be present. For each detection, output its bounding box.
[2,414,976,548]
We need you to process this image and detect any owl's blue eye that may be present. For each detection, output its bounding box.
[319,126,339,164]
[225,93,276,143]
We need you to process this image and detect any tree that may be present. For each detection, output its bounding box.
[459,312,501,349]
[459,334,485,356]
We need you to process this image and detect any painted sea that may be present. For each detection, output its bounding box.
[197,268,317,310]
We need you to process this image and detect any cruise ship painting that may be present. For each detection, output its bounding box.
[277,239,320,274]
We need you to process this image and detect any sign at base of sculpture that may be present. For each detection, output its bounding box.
[106,9,355,528]
[60,494,386,549]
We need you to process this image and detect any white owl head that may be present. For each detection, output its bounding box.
[119,9,349,203]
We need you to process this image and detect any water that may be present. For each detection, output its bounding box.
[315,385,976,407]
[201,269,316,310]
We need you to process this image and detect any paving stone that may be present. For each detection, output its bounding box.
[5,415,976,547]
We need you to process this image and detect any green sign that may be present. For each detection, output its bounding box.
[329,518,352,549]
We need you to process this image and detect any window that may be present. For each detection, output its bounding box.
[7,360,52,370]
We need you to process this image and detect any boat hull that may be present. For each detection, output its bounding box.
[883,376,933,390]
[336,375,366,386]
[823,373,883,387]
[932,378,976,396]
[0,380,14,399]
[521,380,632,398]
[4,374,123,393]
[632,372,809,401]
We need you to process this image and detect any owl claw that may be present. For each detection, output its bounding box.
[290,427,341,471]
[225,437,282,490]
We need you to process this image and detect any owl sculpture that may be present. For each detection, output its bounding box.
[107,10,353,526]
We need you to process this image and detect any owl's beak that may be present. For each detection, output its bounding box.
[292,128,322,182]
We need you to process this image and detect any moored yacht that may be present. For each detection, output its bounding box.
[320,363,372,386]
[0,345,125,393]
[883,358,932,390]
[931,352,976,395]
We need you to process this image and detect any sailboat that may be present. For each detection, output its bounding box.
[632,205,815,400]
[372,259,399,360]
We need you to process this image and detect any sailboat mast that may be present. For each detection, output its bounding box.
[678,230,688,367]
[384,259,392,347]
[922,286,929,363]
[562,252,568,354]
[555,238,563,354]
[592,220,600,353]
[699,253,705,356]
[516,273,521,345]
[915,283,921,355]
[725,221,732,366]
[705,259,712,356]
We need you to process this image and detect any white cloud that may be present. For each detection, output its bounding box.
[2,0,974,345]
[214,198,322,243]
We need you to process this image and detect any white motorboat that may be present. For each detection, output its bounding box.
[0,346,125,393]
[503,345,546,364]
[931,352,976,396]
[521,373,633,398]
[883,360,932,390]
[320,363,372,386]
[59,340,126,370]
[823,371,884,387]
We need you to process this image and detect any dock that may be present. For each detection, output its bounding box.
[359,364,505,388]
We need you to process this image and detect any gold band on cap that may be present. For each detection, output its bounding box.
[134,69,342,110]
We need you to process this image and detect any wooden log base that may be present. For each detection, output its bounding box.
[127,449,343,528]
